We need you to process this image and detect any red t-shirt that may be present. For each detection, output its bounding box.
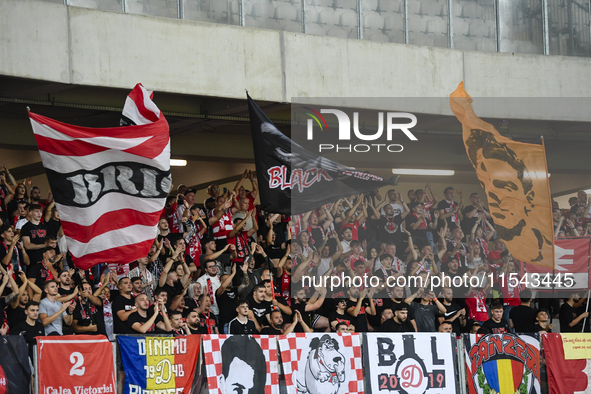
[465,290,489,321]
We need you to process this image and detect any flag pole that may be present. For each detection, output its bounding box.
[582,290,591,332]
[541,136,555,273]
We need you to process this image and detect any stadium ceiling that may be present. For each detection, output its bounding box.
[1,75,590,197]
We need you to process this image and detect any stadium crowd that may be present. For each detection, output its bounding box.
[0,166,590,350]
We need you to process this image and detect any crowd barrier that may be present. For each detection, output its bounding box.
[2,332,590,394]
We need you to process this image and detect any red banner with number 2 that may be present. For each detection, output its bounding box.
[37,335,116,394]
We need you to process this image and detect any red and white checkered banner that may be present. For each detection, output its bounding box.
[202,335,279,394]
[277,333,364,394]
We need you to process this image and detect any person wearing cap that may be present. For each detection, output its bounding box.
[380,304,414,332]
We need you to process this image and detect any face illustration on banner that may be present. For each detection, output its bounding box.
[297,335,346,394]
[220,336,266,394]
[465,128,551,263]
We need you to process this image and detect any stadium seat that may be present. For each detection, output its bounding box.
[282,20,303,31]
[307,22,328,35]
[326,26,348,37]
[455,36,477,50]
[475,39,496,52]
[420,0,442,16]
[368,30,390,42]
[209,0,230,21]
[468,19,489,38]
[275,2,298,23]
[363,0,378,12]
[339,9,359,38]
[407,0,421,15]
[453,17,469,36]
[425,16,447,36]
[318,8,340,27]
[315,0,334,7]
[410,32,434,46]
[408,15,427,33]
[334,0,357,10]
[377,0,401,14]
[452,1,462,17]
[306,5,320,23]
[363,11,385,31]
[461,2,482,19]
[384,14,404,40]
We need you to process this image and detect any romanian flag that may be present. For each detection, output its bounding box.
[482,359,524,394]
[450,82,554,269]
[117,335,201,394]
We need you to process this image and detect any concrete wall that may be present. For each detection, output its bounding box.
[3,0,591,122]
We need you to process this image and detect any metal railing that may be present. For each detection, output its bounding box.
[58,0,591,56]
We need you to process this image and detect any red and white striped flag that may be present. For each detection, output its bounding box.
[28,83,171,270]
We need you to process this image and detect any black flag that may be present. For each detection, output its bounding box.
[248,94,399,215]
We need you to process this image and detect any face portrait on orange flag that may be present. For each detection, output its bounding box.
[450,82,554,269]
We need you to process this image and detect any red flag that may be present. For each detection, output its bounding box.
[544,333,591,394]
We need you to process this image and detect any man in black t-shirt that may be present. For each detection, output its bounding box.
[10,301,44,358]
[112,277,136,334]
[509,289,537,333]
[260,310,301,335]
[128,295,171,334]
[381,305,414,332]
[186,310,205,334]
[483,303,510,334]
[20,204,48,265]
[346,287,376,333]
[437,187,462,229]
[437,287,465,335]
[57,270,75,297]
[27,247,61,292]
[247,284,272,329]
[533,309,553,333]
[460,193,492,236]
[0,224,29,274]
[560,292,588,333]
[369,202,408,248]
[229,299,257,334]
[71,282,105,336]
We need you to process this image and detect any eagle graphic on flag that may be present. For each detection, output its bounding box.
[28,84,171,269]
[450,82,554,269]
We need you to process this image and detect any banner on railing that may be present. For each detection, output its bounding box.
[464,333,540,394]
[277,333,364,394]
[364,332,456,394]
[203,335,279,394]
[544,333,591,394]
[526,237,591,291]
[37,335,115,394]
[0,335,31,394]
[117,335,201,394]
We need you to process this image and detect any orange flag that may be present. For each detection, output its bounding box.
[450,82,554,269]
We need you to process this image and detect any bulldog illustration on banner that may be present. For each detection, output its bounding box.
[464,333,540,394]
[278,333,364,394]
[365,333,457,394]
